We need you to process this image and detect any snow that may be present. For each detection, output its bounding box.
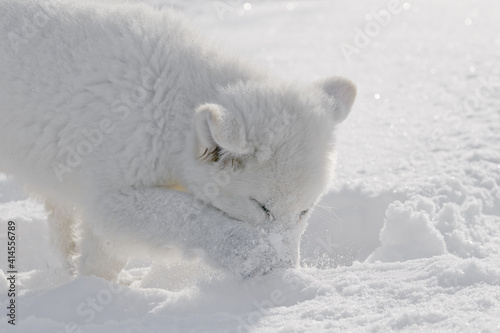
[1,0,500,332]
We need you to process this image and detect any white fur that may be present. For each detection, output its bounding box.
[0,0,355,280]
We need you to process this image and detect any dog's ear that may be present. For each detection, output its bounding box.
[194,103,251,162]
[317,76,356,124]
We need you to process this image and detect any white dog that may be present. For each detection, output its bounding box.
[0,0,355,280]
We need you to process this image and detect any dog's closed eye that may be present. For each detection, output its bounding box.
[251,198,274,220]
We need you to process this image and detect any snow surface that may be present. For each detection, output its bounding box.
[1,0,500,332]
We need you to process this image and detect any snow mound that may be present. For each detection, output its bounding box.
[367,200,446,262]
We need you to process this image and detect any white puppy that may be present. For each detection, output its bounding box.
[0,0,356,280]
